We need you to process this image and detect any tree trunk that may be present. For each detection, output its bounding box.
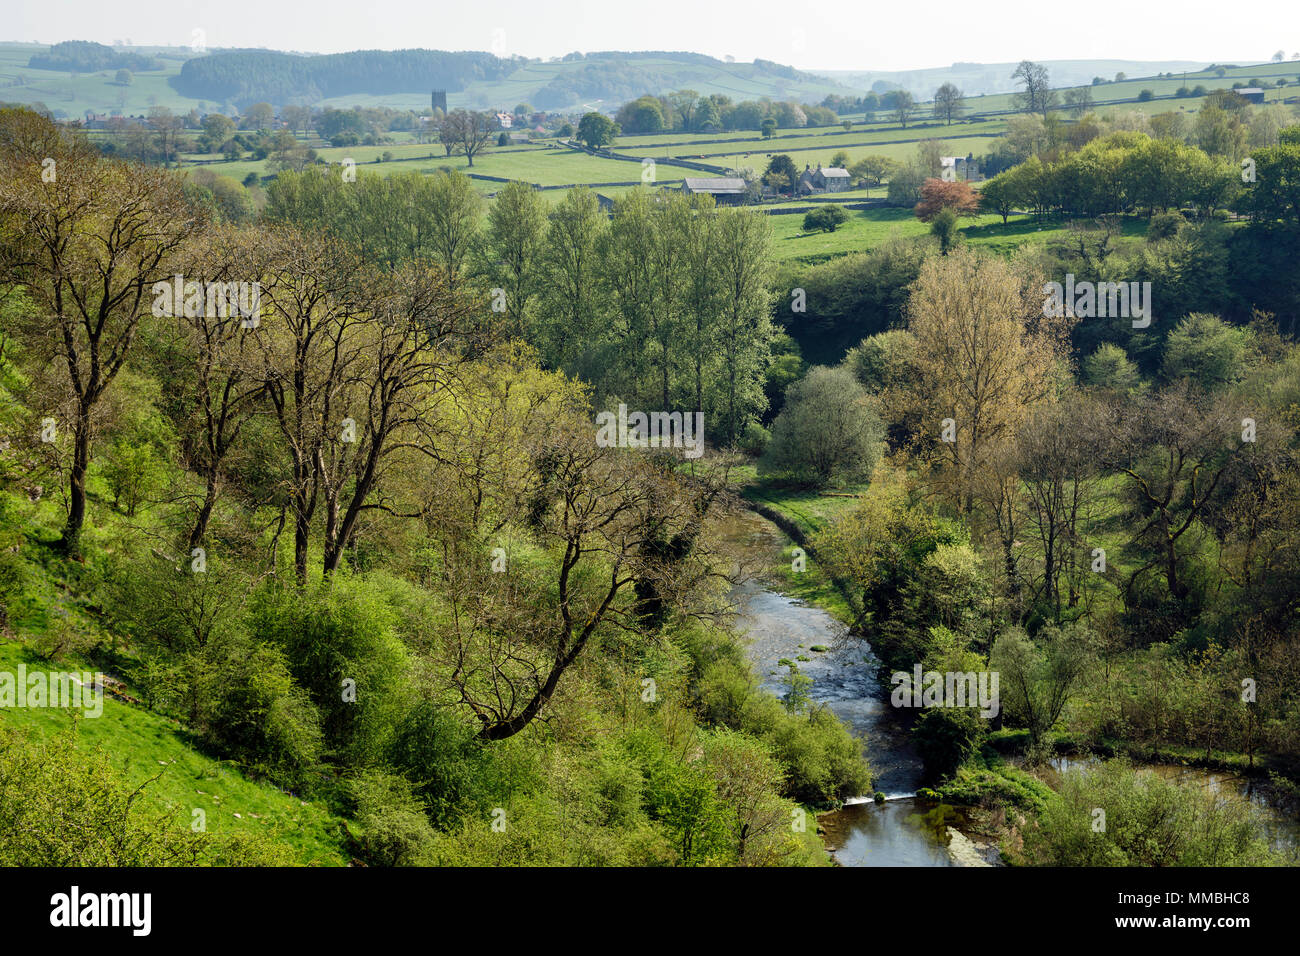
[60,415,91,555]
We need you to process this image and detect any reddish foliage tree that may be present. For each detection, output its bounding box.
[914,178,982,222]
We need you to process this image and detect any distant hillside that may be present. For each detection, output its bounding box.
[168,48,847,111]
[173,49,512,107]
[28,40,164,73]
[821,59,1213,99]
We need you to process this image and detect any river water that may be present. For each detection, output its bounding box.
[722,506,1298,867]
[723,509,981,866]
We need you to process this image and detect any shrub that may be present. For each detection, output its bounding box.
[345,770,440,866]
[761,366,885,488]
[251,577,414,766]
[0,726,291,865]
[803,205,848,232]
[1147,210,1184,241]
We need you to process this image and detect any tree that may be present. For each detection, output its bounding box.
[114,68,132,86]
[760,118,776,139]
[930,207,959,254]
[933,82,966,124]
[438,417,723,740]
[1013,60,1056,117]
[1082,343,1141,392]
[763,154,797,194]
[914,178,981,221]
[1101,383,1247,606]
[849,155,898,187]
[0,109,199,553]
[760,366,884,487]
[892,90,916,128]
[425,170,483,286]
[240,102,274,131]
[991,624,1096,748]
[1063,87,1093,117]
[904,248,1072,511]
[615,96,667,134]
[1161,313,1258,388]
[1240,142,1300,225]
[479,180,546,335]
[576,112,618,148]
[886,161,926,206]
[1015,396,1111,617]
[439,109,496,166]
[978,169,1020,224]
[668,89,699,131]
[803,205,848,232]
[198,112,235,153]
[158,225,270,547]
[711,207,775,441]
[281,105,312,135]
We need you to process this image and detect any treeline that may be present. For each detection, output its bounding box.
[173,49,512,108]
[28,40,163,73]
[979,128,1300,223]
[614,91,840,134]
[265,170,777,442]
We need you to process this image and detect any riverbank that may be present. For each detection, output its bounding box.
[719,504,1000,866]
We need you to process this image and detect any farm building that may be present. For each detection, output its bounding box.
[940,155,980,180]
[813,166,851,192]
[1236,87,1266,104]
[681,177,749,205]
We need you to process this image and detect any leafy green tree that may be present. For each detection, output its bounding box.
[1161,313,1258,388]
[990,624,1096,749]
[761,366,885,487]
[1082,343,1142,392]
[802,205,848,232]
[479,180,546,334]
[576,111,618,147]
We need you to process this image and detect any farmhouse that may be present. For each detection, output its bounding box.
[681,177,748,205]
[813,166,851,192]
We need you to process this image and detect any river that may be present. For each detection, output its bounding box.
[722,505,1298,867]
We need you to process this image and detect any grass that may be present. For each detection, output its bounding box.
[0,639,350,865]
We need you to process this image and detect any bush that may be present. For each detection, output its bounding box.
[1147,210,1184,241]
[761,366,885,487]
[387,702,493,829]
[802,205,848,232]
[205,636,324,787]
[251,577,414,766]
[345,770,440,866]
[736,420,770,456]
[1015,758,1279,865]
[0,726,290,865]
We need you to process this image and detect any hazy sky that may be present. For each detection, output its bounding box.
[6,0,1288,71]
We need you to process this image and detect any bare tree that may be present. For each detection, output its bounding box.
[1013,60,1057,117]
[933,82,966,125]
[438,109,497,167]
